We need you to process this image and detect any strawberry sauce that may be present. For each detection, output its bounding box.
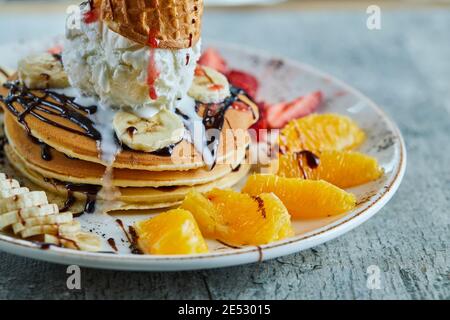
[208,84,224,91]
[83,0,99,24]
[83,9,99,23]
[147,31,160,100]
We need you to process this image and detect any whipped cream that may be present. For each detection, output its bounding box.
[63,3,201,116]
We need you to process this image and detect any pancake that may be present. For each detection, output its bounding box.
[5,114,249,187]
[0,79,258,171]
[5,145,251,211]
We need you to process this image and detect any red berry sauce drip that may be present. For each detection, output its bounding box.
[147,31,160,100]
[208,84,224,91]
[83,0,99,24]
[83,10,99,24]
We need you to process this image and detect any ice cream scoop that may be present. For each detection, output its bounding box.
[63,1,203,116]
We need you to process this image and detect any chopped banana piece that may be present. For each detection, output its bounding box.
[0,191,48,214]
[20,220,81,239]
[0,204,59,229]
[0,187,29,199]
[188,66,231,104]
[114,109,185,152]
[44,233,102,252]
[0,172,100,251]
[12,212,74,234]
[0,179,20,190]
[18,53,69,89]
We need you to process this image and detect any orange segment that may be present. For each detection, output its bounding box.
[242,174,356,219]
[280,113,365,153]
[179,189,217,238]
[181,189,294,246]
[135,209,208,255]
[275,151,383,188]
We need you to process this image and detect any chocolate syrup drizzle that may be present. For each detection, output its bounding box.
[116,131,179,158]
[40,142,52,161]
[115,219,143,254]
[0,82,258,216]
[0,136,7,165]
[126,126,137,138]
[294,150,320,179]
[44,177,101,216]
[0,81,179,212]
[201,86,249,169]
[231,164,241,172]
[1,81,254,167]
[151,144,179,157]
[252,196,266,219]
[107,238,118,252]
[52,53,63,64]
[39,243,54,250]
[0,81,99,140]
[296,150,320,169]
[64,183,101,215]
[174,86,255,169]
[38,235,80,250]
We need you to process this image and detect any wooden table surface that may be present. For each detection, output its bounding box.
[0,7,449,300]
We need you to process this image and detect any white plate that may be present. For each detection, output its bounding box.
[0,40,406,271]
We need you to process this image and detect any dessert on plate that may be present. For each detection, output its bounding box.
[0,0,386,255]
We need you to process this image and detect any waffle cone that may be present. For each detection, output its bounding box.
[99,0,203,49]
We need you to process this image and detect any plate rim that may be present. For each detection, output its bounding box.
[0,41,407,271]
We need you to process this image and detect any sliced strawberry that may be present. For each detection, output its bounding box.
[227,70,259,99]
[250,102,270,142]
[266,91,323,129]
[198,48,228,74]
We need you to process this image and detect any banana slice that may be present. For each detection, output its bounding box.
[0,179,20,190]
[20,220,81,239]
[113,109,185,153]
[188,66,231,104]
[0,204,58,230]
[0,171,101,251]
[18,52,69,89]
[44,232,102,252]
[0,191,48,215]
[12,212,73,234]
[0,187,29,199]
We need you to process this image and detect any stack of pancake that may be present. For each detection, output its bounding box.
[0,81,257,214]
